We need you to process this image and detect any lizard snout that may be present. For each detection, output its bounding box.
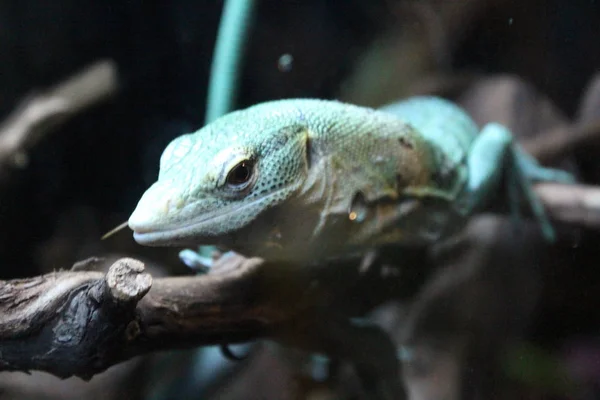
[128,183,185,235]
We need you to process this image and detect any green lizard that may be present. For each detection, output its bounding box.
[128,96,574,264]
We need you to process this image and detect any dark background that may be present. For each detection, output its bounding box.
[1,1,600,399]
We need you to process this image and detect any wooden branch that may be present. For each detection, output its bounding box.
[535,182,600,229]
[0,60,118,173]
[0,255,286,380]
[0,251,409,399]
[523,121,600,164]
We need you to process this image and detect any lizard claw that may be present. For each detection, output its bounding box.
[179,245,222,273]
[511,145,577,242]
[509,151,566,242]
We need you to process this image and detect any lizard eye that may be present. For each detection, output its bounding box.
[226,160,254,188]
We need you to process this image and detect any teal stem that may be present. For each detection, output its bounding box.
[205,0,257,124]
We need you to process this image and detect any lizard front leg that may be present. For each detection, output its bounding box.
[464,122,574,241]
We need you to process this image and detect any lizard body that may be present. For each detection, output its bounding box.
[128,97,573,263]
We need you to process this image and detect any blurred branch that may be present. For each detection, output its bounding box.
[523,121,600,164]
[535,183,600,229]
[0,60,118,175]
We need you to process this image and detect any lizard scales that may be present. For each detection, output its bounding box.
[128,97,572,263]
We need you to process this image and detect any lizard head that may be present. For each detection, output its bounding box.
[128,100,314,253]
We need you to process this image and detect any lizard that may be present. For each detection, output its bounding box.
[127,96,574,265]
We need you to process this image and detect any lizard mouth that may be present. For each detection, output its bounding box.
[129,190,285,247]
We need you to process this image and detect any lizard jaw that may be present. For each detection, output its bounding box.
[131,228,220,247]
[129,189,287,248]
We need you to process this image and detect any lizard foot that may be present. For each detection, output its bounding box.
[466,122,575,242]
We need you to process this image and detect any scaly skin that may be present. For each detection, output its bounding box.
[128,97,573,263]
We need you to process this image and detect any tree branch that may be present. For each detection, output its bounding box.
[535,182,600,229]
[0,256,285,380]
[523,121,600,164]
[0,60,118,175]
